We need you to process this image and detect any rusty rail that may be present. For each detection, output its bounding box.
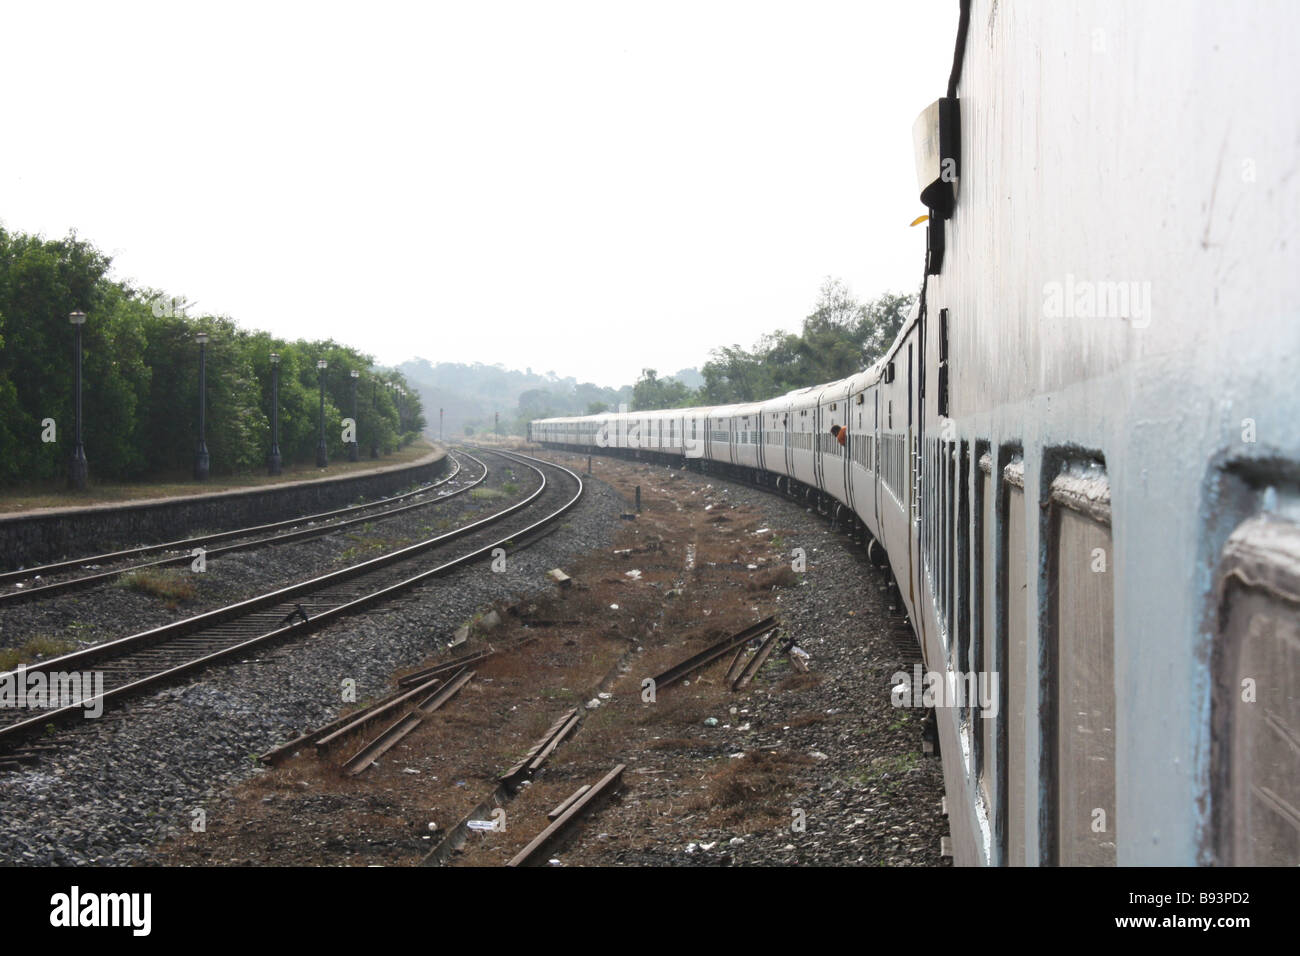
[648,616,778,692]
[340,667,475,775]
[507,764,626,867]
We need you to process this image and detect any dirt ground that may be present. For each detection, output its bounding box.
[149,451,948,867]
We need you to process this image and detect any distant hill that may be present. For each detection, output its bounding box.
[672,367,704,390]
[397,359,640,438]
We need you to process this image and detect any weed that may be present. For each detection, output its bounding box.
[0,635,79,671]
[117,569,197,608]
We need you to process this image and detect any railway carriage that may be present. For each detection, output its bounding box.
[534,0,1300,865]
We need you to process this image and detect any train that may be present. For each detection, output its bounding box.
[530,0,1300,866]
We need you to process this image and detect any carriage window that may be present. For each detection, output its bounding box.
[1046,460,1115,867]
[1214,513,1300,865]
[1002,454,1027,866]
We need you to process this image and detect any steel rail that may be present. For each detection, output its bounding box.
[0,454,483,606]
[506,764,626,867]
[0,450,469,588]
[0,452,584,748]
[648,616,779,692]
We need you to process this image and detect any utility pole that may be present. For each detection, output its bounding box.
[68,311,88,489]
[349,369,360,461]
[316,359,328,467]
[194,332,210,480]
[268,352,282,475]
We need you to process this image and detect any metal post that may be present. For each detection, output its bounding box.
[194,332,210,480]
[635,485,641,512]
[370,380,379,458]
[439,407,444,442]
[268,352,282,475]
[68,311,88,489]
[349,369,360,462]
[587,454,592,474]
[316,359,328,467]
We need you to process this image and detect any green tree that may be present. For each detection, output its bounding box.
[631,369,695,411]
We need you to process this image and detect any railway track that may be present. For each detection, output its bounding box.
[0,448,582,754]
[0,451,487,605]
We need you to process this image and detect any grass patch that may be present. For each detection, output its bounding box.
[117,568,198,608]
[0,636,80,672]
[340,534,404,560]
[0,438,438,513]
[850,752,921,787]
[689,750,816,825]
[502,481,519,496]
[471,488,507,501]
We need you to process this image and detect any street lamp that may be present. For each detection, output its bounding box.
[370,378,379,459]
[384,382,394,454]
[316,359,328,468]
[267,352,282,475]
[68,311,88,490]
[349,370,360,461]
[194,332,210,480]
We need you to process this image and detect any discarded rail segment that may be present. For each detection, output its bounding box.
[649,616,779,693]
[507,764,627,867]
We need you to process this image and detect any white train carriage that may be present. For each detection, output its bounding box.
[844,368,880,534]
[813,379,852,509]
[786,386,821,489]
[760,393,795,480]
[727,402,767,471]
[703,405,740,465]
[533,0,1300,867]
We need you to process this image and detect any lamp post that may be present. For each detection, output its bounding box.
[370,379,379,459]
[439,407,444,443]
[349,369,360,462]
[316,359,328,468]
[384,382,394,454]
[68,311,88,490]
[194,332,210,480]
[268,352,282,475]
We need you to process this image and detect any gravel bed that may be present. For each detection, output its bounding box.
[0,455,622,866]
[525,453,949,867]
[0,453,521,654]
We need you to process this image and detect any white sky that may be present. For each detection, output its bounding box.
[2,0,956,388]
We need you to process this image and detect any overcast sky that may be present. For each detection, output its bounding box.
[3,1,956,388]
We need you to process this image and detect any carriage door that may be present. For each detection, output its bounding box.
[844,395,855,511]
[785,412,794,475]
[909,337,921,616]
[812,402,823,491]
